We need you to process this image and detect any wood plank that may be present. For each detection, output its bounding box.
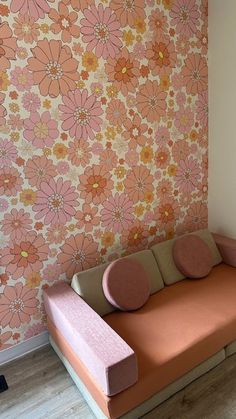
[1,346,236,419]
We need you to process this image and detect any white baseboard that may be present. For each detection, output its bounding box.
[0,331,49,366]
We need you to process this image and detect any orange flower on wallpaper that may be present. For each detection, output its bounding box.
[63,0,94,11]
[68,138,92,167]
[79,164,114,205]
[123,114,148,146]
[0,167,23,197]
[105,47,140,96]
[124,165,154,202]
[110,0,145,28]
[155,199,181,229]
[0,22,17,71]
[136,80,167,123]
[24,155,57,189]
[121,221,148,252]
[106,98,127,126]
[181,53,208,95]
[13,14,40,44]
[0,282,38,328]
[146,36,177,76]
[49,2,80,43]
[0,231,49,279]
[27,39,79,97]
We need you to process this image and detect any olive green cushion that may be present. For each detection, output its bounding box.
[71,249,164,316]
[151,229,222,286]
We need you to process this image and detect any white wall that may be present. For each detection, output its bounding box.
[208,0,236,238]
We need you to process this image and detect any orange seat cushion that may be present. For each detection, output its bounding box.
[49,264,236,418]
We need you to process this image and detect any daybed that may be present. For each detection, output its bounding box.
[44,229,236,418]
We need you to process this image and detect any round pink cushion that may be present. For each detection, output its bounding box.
[173,235,213,279]
[102,258,150,311]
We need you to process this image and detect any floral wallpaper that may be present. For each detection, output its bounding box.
[0,0,208,350]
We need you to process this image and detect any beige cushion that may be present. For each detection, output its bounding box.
[71,249,164,316]
[151,229,222,286]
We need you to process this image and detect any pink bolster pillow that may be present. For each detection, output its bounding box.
[173,234,213,279]
[102,258,150,311]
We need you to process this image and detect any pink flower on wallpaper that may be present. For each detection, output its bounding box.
[1,208,32,240]
[27,39,79,97]
[24,155,57,188]
[101,193,134,233]
[0,139,17,167]
[0,231,49,280]
[106,99,127,126]
[136,80,167,123]
[185,201,208,230]
[0,198,8,213]
[110,0,145,28]
[13,13,40,44]
[42,262,61,282]
[10,67,34,91]
[23,111,59,148]
[49,2,80,43]
[155,127,170,144]
[24,323,46,339]
[22,92,40,112]
[146,36,177,77]
[57,233,99,279]
[0,22,17,71]
[10,0,51,20]
[0,167,23,197]
[80,4,122,59]
[133,43,145,60]
[78,165,113,204]
[196,91,208,128]
[174,106,194,134]
[33,177,78,224]
[172,139,191,163]
[170,0,200,37]
[68,138,92,167]
[105,48,140,96]
[182,53,208,95]
[155,146,170,169]
[75,203,100,233]
[0,282,38,328]
[0,93,7,126]
[46,223,67,244]
[8,114,24,131]
[175,157,201,194]
[0,331,12,350]
[124,165,154,202]
[156,179,173,200]
[123,114,148,146]
[59,89,103,140]
[148,9,168,37]
[99,149,117,171]
[57,161,69,175]
[121,221,148,252]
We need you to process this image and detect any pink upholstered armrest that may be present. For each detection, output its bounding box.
[43,282,138,396]
[212,233,236,267]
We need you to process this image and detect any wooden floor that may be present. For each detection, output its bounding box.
[1,346,236,419]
